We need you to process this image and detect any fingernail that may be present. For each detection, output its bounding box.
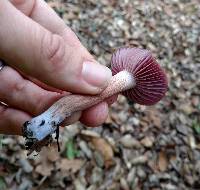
[82,61,112,88]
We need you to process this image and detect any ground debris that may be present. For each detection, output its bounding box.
[1,0,200,189]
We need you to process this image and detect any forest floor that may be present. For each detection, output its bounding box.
[0,0,200,190]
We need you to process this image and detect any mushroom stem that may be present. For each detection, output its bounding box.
[23,70,135,141]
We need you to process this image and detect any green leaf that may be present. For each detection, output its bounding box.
[0,176,6,190]
[65,139,75,160]
[75,150,81,157]
[192,120,200,135]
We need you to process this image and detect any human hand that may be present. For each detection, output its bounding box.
[0,0,114,135]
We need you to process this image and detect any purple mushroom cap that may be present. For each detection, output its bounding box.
[111,47,168,105]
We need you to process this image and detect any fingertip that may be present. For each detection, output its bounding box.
[80,101,109,127]
[82,61,112,93]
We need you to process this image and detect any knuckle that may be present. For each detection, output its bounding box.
[61,28,81,47]
[10,0,27,5]
[12,79,27,94]
[10,0,36,16]
[40,33,66,72]
[62,28,93,59]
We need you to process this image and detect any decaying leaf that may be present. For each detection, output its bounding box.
[158,151,168,172]
[35,147,56,176]
[35,161,54,176]
[58,159,85,173]
[140,136,154,148]
[46,146,60,162]
[91,137,114,168]
[119,134,141,148]
[144,108,162,128]
[188,135,196,149]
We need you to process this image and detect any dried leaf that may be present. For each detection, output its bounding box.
[179,103,194,114]
[35,147,55,176]
[144,108,161,128]
[80,130,100,138]
[91,137,114,168]
[140,136,154,148]
[35,161,54,176]
[59,159,84,173]
[119,135,141,148]
[188,135,196,149]
[158,151,168,172]
[131,155,148,165]
[46,147,60,162]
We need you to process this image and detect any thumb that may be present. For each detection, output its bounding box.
[0,0,112,94]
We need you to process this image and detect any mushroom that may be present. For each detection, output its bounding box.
[23,47,168,154]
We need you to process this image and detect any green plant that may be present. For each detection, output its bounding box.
[192,119,200,135]
[65,138,80,159]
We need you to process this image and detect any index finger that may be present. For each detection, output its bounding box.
[10,0,83,46]
[0,0,111,94]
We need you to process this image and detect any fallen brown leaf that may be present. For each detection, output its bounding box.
[144,108,162,128]
[59,159,85,173]
[46,146,60,162]
[119,134,141,148]
[158,151,168,172]
[34,146,57,176]
[35,161,54,176]
[91,137,114,168]
[140,136,154,148]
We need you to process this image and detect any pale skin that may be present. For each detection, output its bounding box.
[0,0,117,135]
